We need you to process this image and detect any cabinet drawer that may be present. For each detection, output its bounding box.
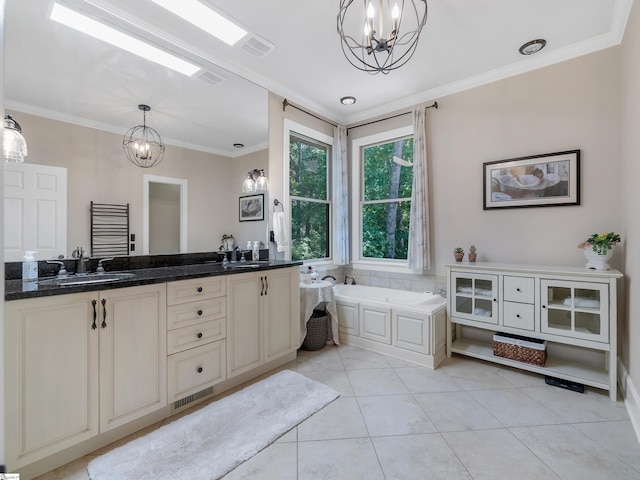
[503,276,534,304]
[168,340,226,402]
[167,318,226,355]
[167,297,225,330]
[167,277,225,305]
[503,301,535,331]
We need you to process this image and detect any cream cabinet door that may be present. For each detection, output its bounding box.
[226,272,263,377]
[4,292,98,470]
[99,284,167,431]
[264,268,299,363]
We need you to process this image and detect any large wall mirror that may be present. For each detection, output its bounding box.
[3,0,269,260]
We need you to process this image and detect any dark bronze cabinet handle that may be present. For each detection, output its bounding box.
[197,332,203,339]
[101,298,107,328]
[91,299,97,330]
[264,276,269,295]
[197,310,203,316]
[197,287,203,293]
[260,276,265,296]
[197,367,203,373]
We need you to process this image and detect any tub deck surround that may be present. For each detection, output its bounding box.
[5,254,301,301]
[334,284,447,368]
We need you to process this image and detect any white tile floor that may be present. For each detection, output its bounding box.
[36,345,640,480]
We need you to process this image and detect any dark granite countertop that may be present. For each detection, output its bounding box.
[6,260,303,301]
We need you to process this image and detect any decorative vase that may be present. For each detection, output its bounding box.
[468,253,477,263]
[583,248,613,270]
[454,252,464,262]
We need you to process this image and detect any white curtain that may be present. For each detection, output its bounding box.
[407,107,431,271]
[332,125,349,265]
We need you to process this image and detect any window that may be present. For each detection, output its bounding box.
[352,126,414,267]
[286,121,332,262]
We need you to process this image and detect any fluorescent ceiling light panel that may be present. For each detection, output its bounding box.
[151,0,247,46]
[50,3,200,76]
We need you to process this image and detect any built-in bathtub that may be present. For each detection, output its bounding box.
[333,284,447,368]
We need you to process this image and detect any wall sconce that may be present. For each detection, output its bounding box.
[3,114,28,163]
[242,168,269,193]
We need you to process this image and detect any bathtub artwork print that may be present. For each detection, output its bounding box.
[483,149,580,210]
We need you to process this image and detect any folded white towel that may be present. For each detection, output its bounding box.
[273,211,289,253]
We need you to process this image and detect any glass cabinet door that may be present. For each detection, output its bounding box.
[450,272,498,325]
[540,279,608,343]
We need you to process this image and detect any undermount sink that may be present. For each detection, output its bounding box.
[223,263,261,269]
[42,273,137,286]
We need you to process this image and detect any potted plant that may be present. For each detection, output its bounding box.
[453,247,464,262]
[468,245,477,263]
[578,232,621,270]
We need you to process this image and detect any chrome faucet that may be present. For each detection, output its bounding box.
[73,246,88,274]
[96,257,114,274]
[46,260,68,278]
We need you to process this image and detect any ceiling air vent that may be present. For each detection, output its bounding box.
[198,70,226,86]
[239,34,275,58]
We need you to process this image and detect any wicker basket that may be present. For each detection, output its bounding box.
[301,312,328,351]
[493,333,546,367]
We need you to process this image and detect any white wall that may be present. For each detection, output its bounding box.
[621,0,640,415]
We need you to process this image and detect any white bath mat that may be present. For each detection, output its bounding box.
[87,370,339,480]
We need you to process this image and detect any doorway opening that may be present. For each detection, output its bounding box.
[143,175,188,255]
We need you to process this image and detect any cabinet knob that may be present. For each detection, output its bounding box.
[493,298,497,302]
[197,310,203,316]
[197,367,203,373]
[197,287,203,293]
[516,314,520,318]
[197,332,203,339]
[542,305,547,309]
[516,288,521,292]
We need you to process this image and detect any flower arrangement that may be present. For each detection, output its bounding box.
[454,247,464,254]
[578,232,621,255]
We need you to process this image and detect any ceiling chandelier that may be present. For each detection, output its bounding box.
[337,0,428,75]
[3,114,28,163]
[122,104,165,168]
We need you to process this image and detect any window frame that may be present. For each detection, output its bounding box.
[283,119,334,266]
[350,125,414,273]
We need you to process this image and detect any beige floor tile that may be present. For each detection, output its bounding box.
[573,420,640,471]
[510,424,640,479]
[395,366,464,393]
[468,388,565,427]
[372,434,472,480]
[443,428,559,480]
[297,397,369,441]
[296,346,345,372]
[337,344,392,369]
[299,369,355,397]
[298,438,385,480]
[414,391,502,432]
[358,394,437,436]
[222,442,297,480]
[347,368,409,396]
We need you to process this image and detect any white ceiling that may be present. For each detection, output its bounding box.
[4,0,633,157]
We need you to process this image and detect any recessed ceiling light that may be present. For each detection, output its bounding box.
[50,3,200,76]
[340,96,356,105]
[151,0,247,46]
[233,143,244,148]
[519,39,547,56]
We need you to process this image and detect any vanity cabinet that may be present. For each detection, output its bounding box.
[4,283,166,469]
[226,268,298,378]
[446,263,622,400]
[166,277,227,404]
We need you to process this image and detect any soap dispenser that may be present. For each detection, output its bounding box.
[22,250,38,282]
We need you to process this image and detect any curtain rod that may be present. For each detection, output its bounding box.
[282,99,338,128]
[346,101,438,134]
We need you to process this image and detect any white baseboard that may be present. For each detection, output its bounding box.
[618,357,640,443]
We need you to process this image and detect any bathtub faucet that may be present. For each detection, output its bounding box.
[344,275,356,285]
[321,275,336,281]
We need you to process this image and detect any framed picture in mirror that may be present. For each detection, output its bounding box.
[239,194,265,222]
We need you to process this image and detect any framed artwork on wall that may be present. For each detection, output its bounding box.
[483,150,580,210]
[239,194,265,221]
